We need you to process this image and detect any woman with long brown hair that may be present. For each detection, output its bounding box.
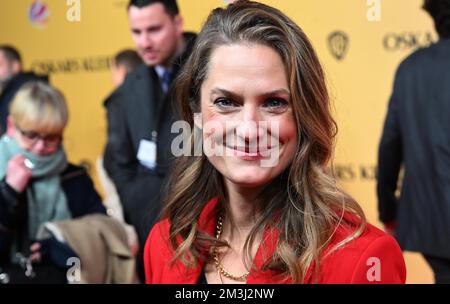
[144,0,406,284]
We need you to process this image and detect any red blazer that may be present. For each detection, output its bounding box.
[144,197,406,284]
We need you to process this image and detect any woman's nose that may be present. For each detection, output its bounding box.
[235,105,260,143]
[32,139,47,154]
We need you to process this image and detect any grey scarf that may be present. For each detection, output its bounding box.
[0,135,71,239]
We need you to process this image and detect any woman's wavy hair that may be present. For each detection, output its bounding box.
[163,0,366,283]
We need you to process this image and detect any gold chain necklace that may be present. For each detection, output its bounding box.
[213,215,250,282]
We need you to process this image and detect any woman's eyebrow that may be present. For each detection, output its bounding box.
[260,88,291,98]
[210,87,290,98]
[210,88,240,99]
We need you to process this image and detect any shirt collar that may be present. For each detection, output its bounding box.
[154,65,171,79]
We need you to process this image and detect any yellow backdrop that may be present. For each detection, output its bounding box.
[0,0,437,283]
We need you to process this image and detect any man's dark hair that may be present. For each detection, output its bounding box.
[127,0,179,17]
[423,0,450,38]
[0,45,22,64]
[114,49,143,72]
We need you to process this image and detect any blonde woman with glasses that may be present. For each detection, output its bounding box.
[0,81,106,283]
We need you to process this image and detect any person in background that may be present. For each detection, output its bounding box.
[111,49,143,88]
[103,0,196,282]
[0,81,106,283]
[99,50,143,257]
[101,49,143,222]
[0,45,48,135]
[377,0,450,284]
[144,0,406,284]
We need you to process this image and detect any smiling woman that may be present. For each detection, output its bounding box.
[199,43,297,188]
[143,0,407,284]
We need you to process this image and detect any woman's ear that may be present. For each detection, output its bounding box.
[6,116,15,137]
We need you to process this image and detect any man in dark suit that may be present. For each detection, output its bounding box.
[0,45,48,135]
[103,0,195,281]
[101,49,142,223]
[377,0,450,283]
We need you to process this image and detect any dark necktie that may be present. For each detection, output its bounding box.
[161,70,172,94]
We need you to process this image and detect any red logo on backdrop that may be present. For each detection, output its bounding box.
[28,0,50,29]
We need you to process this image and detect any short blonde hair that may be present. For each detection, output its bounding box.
[9,81,69,134]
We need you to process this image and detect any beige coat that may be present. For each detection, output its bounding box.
[53,214,136,284]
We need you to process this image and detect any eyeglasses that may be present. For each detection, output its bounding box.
[15,125,62,148]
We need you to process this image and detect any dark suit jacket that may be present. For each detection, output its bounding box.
[103,33,196,248]
[377,38,450,258]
